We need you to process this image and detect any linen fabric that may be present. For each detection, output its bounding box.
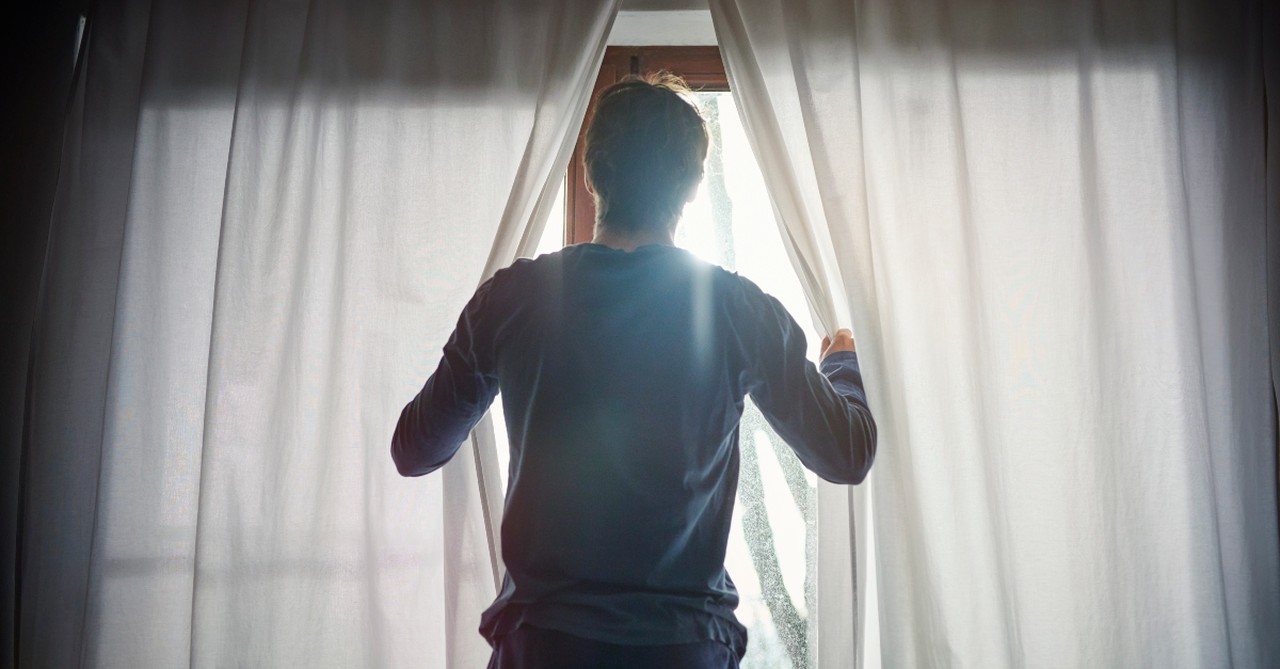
[17,1,619,666]
[711,0,1278,667]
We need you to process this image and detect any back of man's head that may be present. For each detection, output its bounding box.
[584,73,710,235]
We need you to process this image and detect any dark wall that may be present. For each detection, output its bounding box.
[1,2,89,667]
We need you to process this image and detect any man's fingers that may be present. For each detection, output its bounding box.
[821,328,857,358]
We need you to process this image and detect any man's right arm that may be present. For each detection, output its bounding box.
[745,296,877,485]
[391,280,500,477]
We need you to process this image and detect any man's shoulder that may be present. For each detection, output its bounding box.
[489,244,772,302]
[699,261,775,309]
[501,244,579,274]
[652,247,763,293]
[488,252,553,288]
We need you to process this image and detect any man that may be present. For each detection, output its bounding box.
[392,74,876,669]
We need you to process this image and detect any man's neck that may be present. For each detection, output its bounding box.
[591,222,676,252]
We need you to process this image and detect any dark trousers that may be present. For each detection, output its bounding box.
[487,626,740,669]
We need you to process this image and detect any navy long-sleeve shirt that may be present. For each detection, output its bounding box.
[392,243,876,658]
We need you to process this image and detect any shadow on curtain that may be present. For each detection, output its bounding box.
[14,1,618,666]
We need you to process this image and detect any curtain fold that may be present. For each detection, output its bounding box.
[17,1,618,666]
[712,0,1279,667]
[709,3,883,666]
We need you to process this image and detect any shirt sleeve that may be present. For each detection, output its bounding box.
[743,291,877,485]
[391,278,501,477]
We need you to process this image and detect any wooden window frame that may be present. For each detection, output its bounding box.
[563,46,729,245]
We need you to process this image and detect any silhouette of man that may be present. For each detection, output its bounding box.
[393,74,876,669]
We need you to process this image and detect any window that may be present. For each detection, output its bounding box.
[495,47,822,669]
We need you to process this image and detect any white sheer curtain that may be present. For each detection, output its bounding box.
[712,0,1278,667]
[17,1,617,666]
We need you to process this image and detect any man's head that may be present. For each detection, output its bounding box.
[584,73,710,235]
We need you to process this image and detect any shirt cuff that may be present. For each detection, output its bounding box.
[820,351,867,404]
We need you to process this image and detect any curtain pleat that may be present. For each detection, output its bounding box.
[712,0,1279,666]
[18,1,619,666]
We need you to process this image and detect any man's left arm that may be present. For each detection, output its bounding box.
[392,280,500,477]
